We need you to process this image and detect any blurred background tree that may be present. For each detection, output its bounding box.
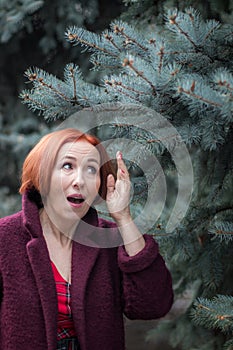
[0,0,123,215]
[1,0,233,349]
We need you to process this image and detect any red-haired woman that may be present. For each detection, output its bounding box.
[0,128,173,350]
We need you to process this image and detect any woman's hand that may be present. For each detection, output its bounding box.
[106,151,131,225]
[106,151,146,256]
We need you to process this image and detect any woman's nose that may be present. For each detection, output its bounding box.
[72,169,85,188]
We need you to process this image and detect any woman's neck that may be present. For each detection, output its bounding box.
[39,208,73,249]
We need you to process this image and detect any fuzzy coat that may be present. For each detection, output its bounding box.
[0,190,173,350]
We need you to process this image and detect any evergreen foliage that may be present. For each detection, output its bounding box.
[0,0,121,216]
[121,0,233,26]
[1,2,233,349]
[0,0,99,52]
[0,0,44,43]
[191,295,233,334]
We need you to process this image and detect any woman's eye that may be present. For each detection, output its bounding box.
[63,163,73,170]
[87,166,97,175]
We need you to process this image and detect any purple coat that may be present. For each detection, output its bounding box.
[0,191,173,350]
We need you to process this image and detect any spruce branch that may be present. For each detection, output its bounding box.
[20,89,78,120]
[178,85,222,107]
[67,65,77,102]
[168,13,200,50]
[166,7,221,58]
[177,79,223,108]
[64,63,81,104]
[191,295,233,334]
[105,82,141,103]
[215,228,233,236]
[65,27,118,58]
[212,68,233,96]
[158,46,165,73]
[90,54,122,70]
[91,60,122,70]
[20,90,49,114]
[208,220,233,243]
[122,57,157,95]
[203,20,221,42]
[21,65,108,120]
[179,124,202,147]
[146,134,178,145]
[219,81,233,93]
[193,238,224,292]
[24,68,72,103]
[224,29,233,43]
[111,21,149,53]
[103,31,122,52]
[105,78,150,96]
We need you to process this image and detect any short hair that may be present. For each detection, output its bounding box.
[19,128,116,202]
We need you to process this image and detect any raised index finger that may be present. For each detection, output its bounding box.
[116,151,129,179]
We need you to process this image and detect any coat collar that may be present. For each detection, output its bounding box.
[23,190,58,348]
[22,190,101,349]
[22,189,44,238]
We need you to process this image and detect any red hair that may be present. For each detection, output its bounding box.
[19,128,116,201]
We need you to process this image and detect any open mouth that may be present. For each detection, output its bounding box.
[67,196,85,205]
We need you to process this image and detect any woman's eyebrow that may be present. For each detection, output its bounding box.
[87,158,100,165]
[61,156,100,165]
[61,155,76,161]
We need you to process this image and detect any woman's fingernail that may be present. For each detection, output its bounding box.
[117,151,123,159]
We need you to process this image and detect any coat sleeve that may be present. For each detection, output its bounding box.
[118,234,173,320]
[0,272,2,304]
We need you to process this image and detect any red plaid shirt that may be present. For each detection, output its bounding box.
[51,261,76,341]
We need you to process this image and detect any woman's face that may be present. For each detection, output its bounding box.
[43,140,101,233]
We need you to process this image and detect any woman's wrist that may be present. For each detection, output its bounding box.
[115,217,146,256]
[113,212,132,227]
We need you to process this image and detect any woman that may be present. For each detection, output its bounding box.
[0,128,173,350]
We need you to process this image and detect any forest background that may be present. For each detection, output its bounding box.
[0,0,233,349]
